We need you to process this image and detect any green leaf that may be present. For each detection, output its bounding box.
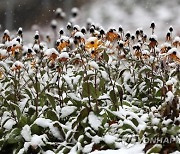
[10,102,21,121]
[7,128,22,144]
[46,93,56,109]
[122,123,136,133]
[109,90,117,104]
[131,118,139,127]
[103,51,109,62]
[19,116,28,127]
[31,124,42,135]
[82,82,99,99]
[72,108,89,128]
[146,144,162,154]
[24,88,32,100]
[122,100,132,107]
[46,110,58,121]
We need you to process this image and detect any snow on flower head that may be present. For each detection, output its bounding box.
[4,29,10,35]
[73,25,80,31]
[74,32,85,39]
[0,49,8,60]
[45,48,59,62]
[57,36,70,51]
[86,37,101,49]
[167,48,180,63]
[11,61,24,71]
[58,52,69,62]
[106,28,119,42]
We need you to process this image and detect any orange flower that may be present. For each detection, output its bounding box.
[85,37,102,49]
[167,48,180,63]
[11,61,24,71]
[106,29,119,42]
[45,48,59,62]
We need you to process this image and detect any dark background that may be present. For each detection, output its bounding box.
[0,0,85,30]
[0,0,180,35]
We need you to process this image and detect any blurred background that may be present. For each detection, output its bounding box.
[0,0,180,35]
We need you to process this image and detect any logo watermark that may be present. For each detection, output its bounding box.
[121,134,180,145]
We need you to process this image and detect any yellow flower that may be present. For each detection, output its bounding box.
[85,37,102,49]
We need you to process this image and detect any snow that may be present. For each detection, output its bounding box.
[49,123,62,140]
[51,20,57,26]
[12,61,24,69]
[21,125,31,141]
[3,119,16,130]
[90,143,144,154]
[59,52,69,59]
[61,106,77,118]
[166,80,173,86]
[88,112,102,131]
[33,44,40,51]
[88,61,99,70]
[17,148,25,154]
[167,48,180,59]
[30,134,47,148]
[73,25,80,31]
[173,36,180,42]
[87,37,97,43]
[74,32,84,39]
[162,119,172,125]
[150,34,157,40]
[44,150,55,154]
[45,48,59,57]
[142,50,150,55]
[171,151,180,154]
[60,35,69,41]
[151,118,160,125]
[100,70,108,80]
[4,29,10,35]
[72,7,79,13]
[82,143,94,153]
[63,75,73,89]
[104,134,117,145]
[165,91,174,102]
[92,135,102,144]
[0,49,8,57]
[68,93,81,101]
[34,118,52,128]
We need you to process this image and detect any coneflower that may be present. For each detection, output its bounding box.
[150,21,155,34]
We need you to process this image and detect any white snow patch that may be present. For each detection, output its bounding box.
[88,61,99,69]
[34,118,52,128]
[44,150,55,154]
[104,134,117,145]
[83,142,94,153]
[59,52,69,59]
[21,125,31,141]
[88,112,102,130]
[3,119,16,130]
[30,134,47,148]
[165,91,174,102]
[151,118,160,125]
[61,106,77,118]
[90,143,145,154]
